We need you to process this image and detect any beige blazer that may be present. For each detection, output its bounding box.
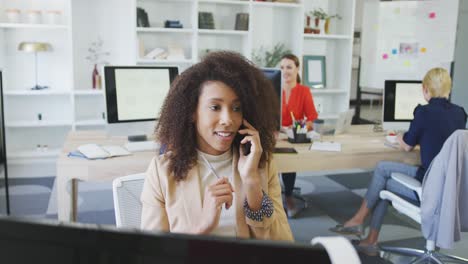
[140,150,293,241]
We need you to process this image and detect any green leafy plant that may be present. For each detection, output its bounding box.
[309,8,342,20]
[252,43,291,68]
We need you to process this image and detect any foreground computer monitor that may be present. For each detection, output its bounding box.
[0,217,332,264]
[103,66,179,139]
[383,80,427,131]
[261,68,282,130]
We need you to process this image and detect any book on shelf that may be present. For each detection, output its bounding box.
[235,13,249,31]
[136,7,150,27]
[199,12,215,29]
[164,20,183,28]
[144,47,168,60]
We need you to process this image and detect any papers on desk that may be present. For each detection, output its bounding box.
[384,141,399,149]
[72,144,132,160]
[310,141,342,152]
[384,135,399,149]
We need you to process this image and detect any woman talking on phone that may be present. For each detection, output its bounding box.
[140,51,293,241]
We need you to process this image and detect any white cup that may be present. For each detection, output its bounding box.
[5,9,21,23]
[26,10,42,24]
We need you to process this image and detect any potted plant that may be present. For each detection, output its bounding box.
[309,8,341,34]
[252,43,291,68]
[85,38,110,89]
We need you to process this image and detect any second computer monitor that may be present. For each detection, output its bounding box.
[103,66,179,139]
[261,68,282,130]
[104,66,179,123]
[383,80,427,131]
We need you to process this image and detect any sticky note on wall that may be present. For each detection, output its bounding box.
[420,47,427,53]
[382,53,389,60]
[429,12,436,19]
[392,49,398,55]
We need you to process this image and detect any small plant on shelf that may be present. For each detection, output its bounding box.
[85,37,110,66]
[310,8,327,20]
[308,8,342,34]
[310,8,342,20]
[85,37,110,89]
[252,43,291,68]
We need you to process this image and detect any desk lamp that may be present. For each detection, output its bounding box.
[18,42,52,90]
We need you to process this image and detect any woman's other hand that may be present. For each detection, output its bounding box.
[194,177,234,234]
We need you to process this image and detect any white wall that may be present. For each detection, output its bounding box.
[350,0,379,101]
[452,0,468,127]
[72,0,134,91]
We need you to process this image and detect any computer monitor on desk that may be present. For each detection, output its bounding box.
[0,217,332,264]
[261,68,282,130]
[383,80,427,131]
[261,69,296,154]
[104,66,179,142]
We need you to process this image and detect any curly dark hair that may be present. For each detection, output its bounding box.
[156,51,280,181]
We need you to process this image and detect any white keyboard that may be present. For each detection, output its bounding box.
[124,141,160,152]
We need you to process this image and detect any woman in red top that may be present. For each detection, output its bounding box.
[280,54,318,217]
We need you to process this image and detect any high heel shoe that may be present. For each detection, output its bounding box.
[329,223,364,236]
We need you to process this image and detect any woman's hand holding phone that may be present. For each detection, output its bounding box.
[237,119,262,185]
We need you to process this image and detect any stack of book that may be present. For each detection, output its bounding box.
[164,20,183,28]
[199,12,215,29]
[136,7,150,27]
[235,13,249,31]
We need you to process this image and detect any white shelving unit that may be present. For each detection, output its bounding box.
[136,27,193,33]
[251,1,301,8]
[134,0,355,121]
[197,29,248,35]
[303,33,352,40]
[0,23,69,30]
[0,0,73,177]
[73,90,104,95]
[0,0,355,178]
[136,58,194,64]
[302,0,355,120]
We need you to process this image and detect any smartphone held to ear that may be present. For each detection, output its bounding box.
[237,123,251,156]
[242,142,251,156]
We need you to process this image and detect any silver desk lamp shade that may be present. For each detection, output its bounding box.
[17,42,52,90]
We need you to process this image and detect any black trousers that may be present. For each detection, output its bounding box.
[281,172,296,197]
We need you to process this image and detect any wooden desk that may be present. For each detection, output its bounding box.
[56,125,419,222]
[275,125,419,173]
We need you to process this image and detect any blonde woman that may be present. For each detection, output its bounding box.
[330,68,467,254]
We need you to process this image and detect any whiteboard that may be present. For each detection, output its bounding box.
[360,0,459,89]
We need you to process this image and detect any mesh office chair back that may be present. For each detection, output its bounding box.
[112,173,146,228]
